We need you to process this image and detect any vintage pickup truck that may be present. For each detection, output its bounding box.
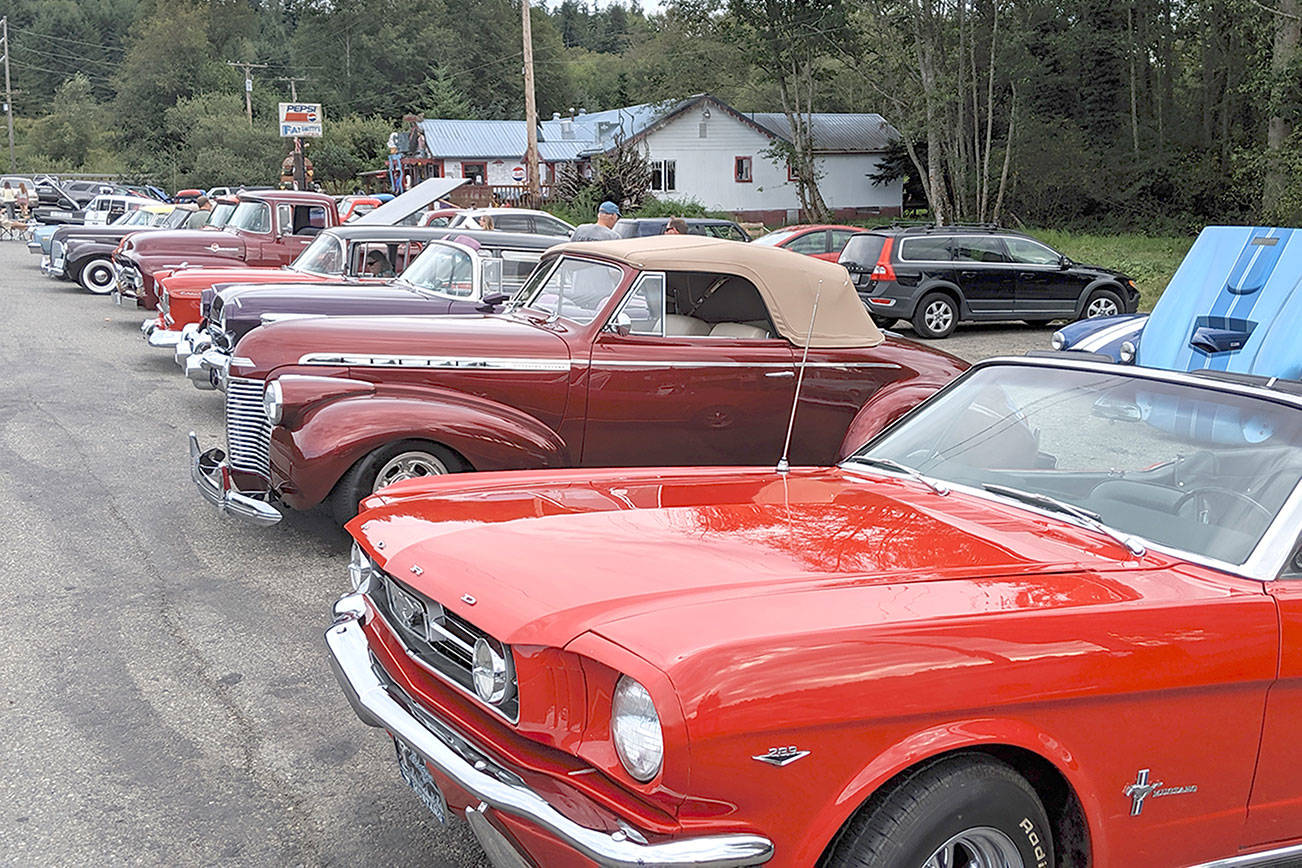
[181,229,557,389]
[113,190,339,310]
[189,236,967,525]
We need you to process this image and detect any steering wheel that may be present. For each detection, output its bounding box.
[1174,487,1272,524]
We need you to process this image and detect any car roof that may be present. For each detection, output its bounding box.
[853,224,1032,239]
[549,235,883,349]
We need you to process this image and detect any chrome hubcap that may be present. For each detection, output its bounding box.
[1086,297,1118,317]
[374,451,449,491]
[924,300,953,332]
[922,827,1024,868]
[85,262,114,292]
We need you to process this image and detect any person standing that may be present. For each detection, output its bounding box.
[16,182,30,218]
[1,181,16,220]
[569,200,621,241]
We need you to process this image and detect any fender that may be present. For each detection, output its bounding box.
[1075,279,1125,318]
[271,389,571,510]
[836,379,950,459]
[790,717,1099,868]
[916,280,966,317]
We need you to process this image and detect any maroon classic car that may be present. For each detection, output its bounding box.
[113,190,340,309]
[189,236,968,525]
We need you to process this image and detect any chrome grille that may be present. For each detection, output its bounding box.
[370,571,518,722]
[225,377,271,478]
[51,240,63,262]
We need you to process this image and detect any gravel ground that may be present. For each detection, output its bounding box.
[0,239,1048,867]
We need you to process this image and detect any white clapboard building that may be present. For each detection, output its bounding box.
[410,94,903,223]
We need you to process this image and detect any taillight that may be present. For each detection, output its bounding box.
[870,237,896,281]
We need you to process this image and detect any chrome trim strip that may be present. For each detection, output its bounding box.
[299,352,572,372]
[1189,843,1302,867]
[325,607,774,868]
[592,360,901,369]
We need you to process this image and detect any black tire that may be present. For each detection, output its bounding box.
[911,292,958,339]
[824,754,1054,868]
[329,439,468,525]
[78,257,116,294]
[1024,319,1055,328]
[1080,287,1123,320]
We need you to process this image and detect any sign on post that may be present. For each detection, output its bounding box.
[279,103,323,138]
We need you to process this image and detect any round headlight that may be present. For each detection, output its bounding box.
[472,637,514,705]
[1050,331,1066,351]
[263,379,283,425]
[1119,340,1137,363]
[611,676,663,782]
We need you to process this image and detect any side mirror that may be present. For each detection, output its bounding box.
[1059,255,1071,270]
[477,292,510,312]
[608,311,633,337]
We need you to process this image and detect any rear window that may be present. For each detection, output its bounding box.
[898,237,952,262]
[839,233,888,267]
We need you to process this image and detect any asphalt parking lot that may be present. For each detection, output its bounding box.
[0,239,1055,866]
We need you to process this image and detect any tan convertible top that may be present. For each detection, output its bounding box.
[551,235,883,348]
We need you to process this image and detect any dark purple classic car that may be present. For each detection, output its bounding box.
[187,229,557,390]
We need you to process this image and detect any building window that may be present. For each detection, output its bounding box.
[735,156,753,183]
[461,162,487,184]
[650,159,677,192]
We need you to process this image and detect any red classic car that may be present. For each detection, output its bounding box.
[752,224,862,261]
[189,236,966,525]
[141,224,433,350]
[326,355,1302,867]
[113,190,339,310]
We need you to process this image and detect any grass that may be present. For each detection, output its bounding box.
[1024,229,1194,312]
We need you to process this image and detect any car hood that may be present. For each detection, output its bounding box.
[349,466,1160,658]
[164,266,320,298]
[53,225,145,244]
[232,311,571,379]
[122,228,246,259]
[1071,261,1130,281]
[220,282,426,321]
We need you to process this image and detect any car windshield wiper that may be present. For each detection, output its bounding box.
[843,456,949,496]
[981,483,1147,556]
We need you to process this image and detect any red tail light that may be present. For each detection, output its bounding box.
[871,237,896,281]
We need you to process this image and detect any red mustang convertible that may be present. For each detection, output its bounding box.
[327,356,1302,867]
[190,237,965,525]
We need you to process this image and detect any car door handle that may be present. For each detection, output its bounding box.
[766,370,795,378]
[959,270,979,278]
[1019,272,1037,280]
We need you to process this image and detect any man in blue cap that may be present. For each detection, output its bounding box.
[569,200,621,241]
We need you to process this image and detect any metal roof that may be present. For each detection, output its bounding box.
[416,98,898,163]
[746,112,900,153]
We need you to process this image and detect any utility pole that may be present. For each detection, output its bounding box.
[278,76,307,102]
[521,0,541,205]
[2,17,14,172]
[227,61,268,125]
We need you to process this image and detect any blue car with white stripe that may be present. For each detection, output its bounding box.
[1052,226,1302,378]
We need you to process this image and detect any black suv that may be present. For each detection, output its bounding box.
[838,226,1138,338]
[615,217,751,242]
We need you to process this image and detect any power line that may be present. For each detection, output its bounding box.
[9,26,127,53]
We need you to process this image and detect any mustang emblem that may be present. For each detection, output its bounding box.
[752,746,810,767]
[1124,769,1197,816]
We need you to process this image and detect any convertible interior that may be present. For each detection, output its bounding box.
[627,271,778,339]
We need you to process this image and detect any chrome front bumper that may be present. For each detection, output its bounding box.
[142,317,183,348]
[188,432,282,526]
[325,601,774,868]
[174,324,209,367]
[184,348,228,391]
[40,256,65,278]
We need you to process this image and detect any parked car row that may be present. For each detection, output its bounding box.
[24,199,1302,867]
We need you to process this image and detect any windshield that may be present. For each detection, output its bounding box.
[399,243,475,298]
[116,210,150,226]
[227,200,271,233]
[162,209,190,228]
[208,203,235,228]
[851,365,1302,567]
[523,256,624,323]
[292,233,345,276]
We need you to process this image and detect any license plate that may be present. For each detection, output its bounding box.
[52,258,64,271]
[394,738,447,824]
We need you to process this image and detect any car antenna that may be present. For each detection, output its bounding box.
[776,279,823,474]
